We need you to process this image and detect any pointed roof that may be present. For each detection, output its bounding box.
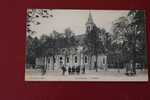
[86,11,94,25]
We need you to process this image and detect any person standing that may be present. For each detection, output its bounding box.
[125,62,129,75]
[61,65,66,75]
[76,66,80,75]
[82,65,85,74]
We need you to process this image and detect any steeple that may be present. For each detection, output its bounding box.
[86,11,94,25]
[86,11,95,32]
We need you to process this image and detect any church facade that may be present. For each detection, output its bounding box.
[35,12,108,70]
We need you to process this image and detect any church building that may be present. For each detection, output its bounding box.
[35,12,107,70]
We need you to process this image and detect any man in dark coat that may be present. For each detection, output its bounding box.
[61,66,66,75]
[77,65,81,75]
[82,65,85,74]
[41,65,46,75]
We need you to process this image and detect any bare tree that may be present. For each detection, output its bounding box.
[27,9,53,36]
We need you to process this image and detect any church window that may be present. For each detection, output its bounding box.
[53,57,56,63]
[85,56,88,63]
[88,26,90,30]
[67,57,69,63]
[75,56,77,63]
[87,26,91,31]
[103,58,105,64]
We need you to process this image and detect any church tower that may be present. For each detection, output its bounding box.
[85,12,95,32]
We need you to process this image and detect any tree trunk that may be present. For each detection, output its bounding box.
[132,31,136,75]
[45,56,47,70]
[95,55,98,72]
[117,63,120,73]
[82,54,84,67]
[52,56,55,71]
[132,60,136,74]
[80,53,82,67]
[89,54,92,70]
[64,55,66,67]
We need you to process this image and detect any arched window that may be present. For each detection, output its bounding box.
[88,26,90,31]
[59,57,63,64]
[75,56,77,63]
[53,57,56,63]
[103,58,105,64]
[84,56,88,63]
[87,25,92,32]
[66,57,69,63]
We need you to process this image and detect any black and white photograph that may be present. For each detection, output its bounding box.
[25,9,148,81]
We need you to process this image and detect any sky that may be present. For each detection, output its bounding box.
[29,9,129,38]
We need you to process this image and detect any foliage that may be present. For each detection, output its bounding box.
[27,9,53,35]
[111,10,146,72]
[84,25,110,71]
[26,28,78,66]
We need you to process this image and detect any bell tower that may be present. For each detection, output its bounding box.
[86,12,95,32]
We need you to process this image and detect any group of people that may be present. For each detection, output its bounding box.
[125,60,136,76]
[61,65,86,75]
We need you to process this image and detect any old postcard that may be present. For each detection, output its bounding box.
[25,9,148,81]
